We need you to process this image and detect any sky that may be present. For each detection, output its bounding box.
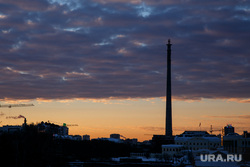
[0,0,250,141]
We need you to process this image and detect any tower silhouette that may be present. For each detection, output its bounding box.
[166,39,172,137]
[151,40,174,151]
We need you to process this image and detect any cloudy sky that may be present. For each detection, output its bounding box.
[0,0,250,140]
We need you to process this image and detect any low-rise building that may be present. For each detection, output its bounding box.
[162,144,185,157]
[110,133,120,139]
[72,135,82,141]
[37,121,69,135]
[175,131,221,151]
[83,135,90,140]
[125,138,138,145]
[0,125,22,134]
[223,131,250,154]
[95,137,123,143]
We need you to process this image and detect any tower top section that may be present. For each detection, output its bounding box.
[167,39,172,45]
[166,39,172,49]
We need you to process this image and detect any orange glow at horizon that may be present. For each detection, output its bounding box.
[1,98,249,142]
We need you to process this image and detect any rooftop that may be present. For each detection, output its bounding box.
[162,144,184,148]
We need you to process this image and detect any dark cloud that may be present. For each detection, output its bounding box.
[0,0,250,101]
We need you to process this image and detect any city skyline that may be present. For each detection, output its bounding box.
[0,0,250,141]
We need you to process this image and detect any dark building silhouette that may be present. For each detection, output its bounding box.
[223,130,250,160]
[37,121,68,135]
[166,39,172,137]
[110,133,121,139]
[222,124,235,136]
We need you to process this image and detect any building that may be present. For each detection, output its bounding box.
[222,124,235,136]
[0,125,22,134]
[71,135,82,141]
[223,131,250,154]
[110,133,120,139]
[125,138,138,145]
[175,131,221,151]
[83,135,90,141]
[95,137,123,143]
[59,125,69,135]
[37,121,69,135]
[162,144,185,157]
[221,124,235,146]
[0,118,27,135]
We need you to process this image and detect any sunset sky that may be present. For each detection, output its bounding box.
[0,0,250,141]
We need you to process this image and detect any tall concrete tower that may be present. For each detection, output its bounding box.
[166,39,172,137]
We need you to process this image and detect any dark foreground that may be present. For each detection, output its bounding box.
[82,162,172,167]
[0,125,165,167]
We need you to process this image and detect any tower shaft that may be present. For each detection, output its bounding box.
[166,39,172,137]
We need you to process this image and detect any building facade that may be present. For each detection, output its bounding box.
[83,135,90,141]
[222,124,235,136]
[223,131,250,154]
[0,125,22,134]
[162,144,185,157]
[175,131,221,151]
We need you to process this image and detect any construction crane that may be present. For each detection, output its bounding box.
[210,125,221,134]
[120,135,127,140]
[63,123,78,127]
[0,104,34,108]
